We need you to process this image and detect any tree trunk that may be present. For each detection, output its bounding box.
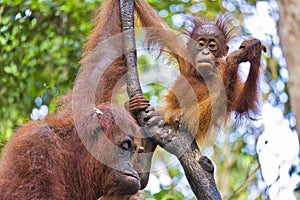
[119,0,222,199]
[278,0,300,144]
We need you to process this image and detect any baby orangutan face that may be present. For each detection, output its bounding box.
[191,25,228,76]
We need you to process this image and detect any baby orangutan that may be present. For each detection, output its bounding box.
[130,0,266,145]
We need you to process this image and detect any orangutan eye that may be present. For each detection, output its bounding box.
[197,39,206,50]
[117,140,130,157]
[208,41,218,51]
[121,140,131,151]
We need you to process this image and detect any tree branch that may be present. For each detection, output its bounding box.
[119,0,142,97]
[120,0,222,199]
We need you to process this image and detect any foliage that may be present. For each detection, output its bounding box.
[0,0,298,199]
[0,0,102,145]
[135,0,299,199]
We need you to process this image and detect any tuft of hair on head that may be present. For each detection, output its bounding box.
[214,13,237,44]
[183,13,237,44]
[183,15,207,36]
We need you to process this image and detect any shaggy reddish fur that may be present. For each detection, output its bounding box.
[133,0,263,145]
[0,0,145,199]
[0,103,141,199]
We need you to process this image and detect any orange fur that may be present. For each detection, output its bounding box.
[0,0,146,199]
[134,0,262,145]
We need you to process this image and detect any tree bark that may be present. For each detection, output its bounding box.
[119,0,154,190]
[278,0,300,145]
[119,0,222,199]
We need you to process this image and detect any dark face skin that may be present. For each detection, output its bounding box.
[90,115,142,197]
[192,25,228,76]
[102,134,141,196]
[195,37,219,69]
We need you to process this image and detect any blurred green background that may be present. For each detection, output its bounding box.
[0,0,299,199]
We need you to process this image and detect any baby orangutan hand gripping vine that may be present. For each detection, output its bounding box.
[130,0,266,145]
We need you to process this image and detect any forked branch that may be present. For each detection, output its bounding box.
[119,0,222,199]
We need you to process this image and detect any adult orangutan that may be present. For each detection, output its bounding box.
[0,0,149,199]
[129,0,266,145]
[0,103,143,200]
